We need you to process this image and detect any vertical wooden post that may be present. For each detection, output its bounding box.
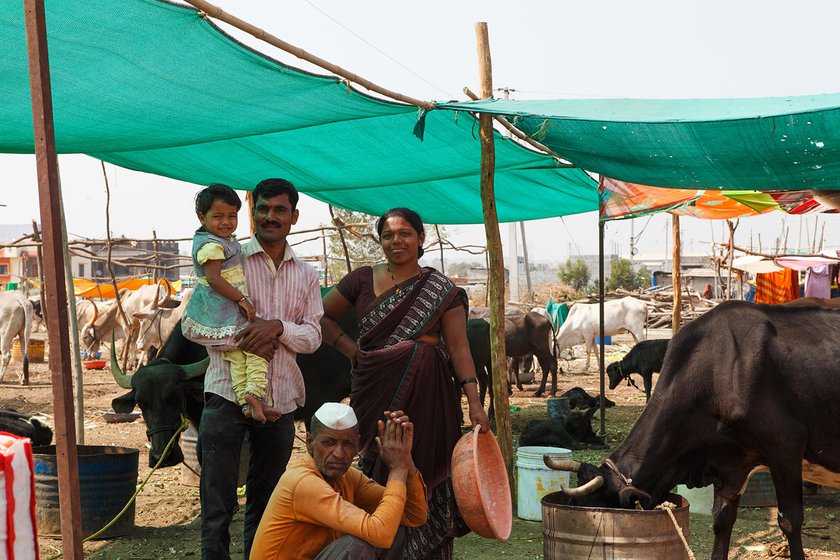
[23,0,84,556]
[671,213,682,334]
[152,229,159,283]
[434,224,445,273]
[475,21,513,493]
[31,219,47,326]
[245,191,255,236]
[726,220,736,300]
[321,229,329,287]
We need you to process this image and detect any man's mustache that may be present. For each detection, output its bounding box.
[260,221,282,228]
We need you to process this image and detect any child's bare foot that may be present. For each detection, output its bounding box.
[264,406,281,423]
[245,393,266,423]
[242,404,253,419]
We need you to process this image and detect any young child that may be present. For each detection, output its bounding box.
[182,183,270,423]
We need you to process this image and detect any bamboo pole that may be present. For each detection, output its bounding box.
[463,87,575,165]
[520,221,533,301]
[672,214,682,333]
[181,0,432,109]
[475,21,513,495]
[23,0,84,554]
[727,220,736,300]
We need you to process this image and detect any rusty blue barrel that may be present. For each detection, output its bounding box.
[32,445,139,538]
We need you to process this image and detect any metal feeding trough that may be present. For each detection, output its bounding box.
[32,445,139,539]
[541,492,692,560]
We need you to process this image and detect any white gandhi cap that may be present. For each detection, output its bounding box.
[314,402,358,430]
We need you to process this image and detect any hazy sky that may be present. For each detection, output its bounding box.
[3,0,840,265]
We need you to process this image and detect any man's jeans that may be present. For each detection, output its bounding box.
[199,394,294,560]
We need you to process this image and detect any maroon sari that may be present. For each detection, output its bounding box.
[341,267,467,559]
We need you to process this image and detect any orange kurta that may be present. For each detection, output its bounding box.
[250,454,428,560]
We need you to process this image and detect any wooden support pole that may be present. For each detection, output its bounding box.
[329,205,352,273]
[727,220,736,300]
[475,21,513,494]
[520,221,532,301]
[435,224,445,273]
[23,0,84,555]
[32,219,47,326]
[671,213,682,333]
[152,229,159,283]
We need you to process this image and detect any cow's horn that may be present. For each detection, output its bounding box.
[544,456,581,472]
[182,357,211,380]
[562,475,604,496]
[110,336,133,389]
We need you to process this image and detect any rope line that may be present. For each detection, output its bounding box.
[655,501,696,560]
[44,415,191,560]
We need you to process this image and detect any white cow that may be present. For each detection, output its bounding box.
[553,296,648,370]
[0,291,33,384]
[81,282,172,368]
[134,288,193,358]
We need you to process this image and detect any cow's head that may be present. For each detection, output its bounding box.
[110,338,208,467]
[80,299,100,356]
[563,407,606,448]
[605,362,624,390]
[544,456,653,509]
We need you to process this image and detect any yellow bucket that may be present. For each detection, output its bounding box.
[12,339,45,363]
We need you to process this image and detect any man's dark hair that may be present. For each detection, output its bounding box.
[376,207,426,258]
[253,178,299,211]
[195,183,241,215]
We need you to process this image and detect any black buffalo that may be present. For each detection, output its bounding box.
[545,301,840,560]
[518,407,606,450]
[606,338,669,402]
[111,314,358,468]
[560,386,615,410]
[0,408,53,446]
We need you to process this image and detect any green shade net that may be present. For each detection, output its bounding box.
[0,0,597,224]
[437,97,840,191]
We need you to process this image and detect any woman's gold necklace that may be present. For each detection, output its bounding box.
[386,263,419,297]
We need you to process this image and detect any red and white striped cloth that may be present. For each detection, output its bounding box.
[0,432,38,560]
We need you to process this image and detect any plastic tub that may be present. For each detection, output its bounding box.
[516,446,572,521]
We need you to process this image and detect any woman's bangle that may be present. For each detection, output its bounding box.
[459,377,478,388]
[332,332,345,347]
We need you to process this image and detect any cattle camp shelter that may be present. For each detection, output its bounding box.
[6,0,840,554]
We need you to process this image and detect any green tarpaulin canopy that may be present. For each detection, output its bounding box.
[0,0,597,224]
[437,96,840,191]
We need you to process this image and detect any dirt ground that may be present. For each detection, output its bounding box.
[2,332,839,559]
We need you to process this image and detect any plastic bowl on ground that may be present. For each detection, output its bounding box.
[451,425,512,542]
[82,359,107,370]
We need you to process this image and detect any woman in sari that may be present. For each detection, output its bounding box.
[320,207,490,560]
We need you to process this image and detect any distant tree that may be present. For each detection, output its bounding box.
[327,208,381,282]
[558,258,590,293]
[447,261,474,278]
[606,258,650,291]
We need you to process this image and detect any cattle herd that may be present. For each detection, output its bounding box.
[3,290,840,559]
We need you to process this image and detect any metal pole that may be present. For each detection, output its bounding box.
[23,0,84,555]
[520,221,532,301]
[598,219,606,437]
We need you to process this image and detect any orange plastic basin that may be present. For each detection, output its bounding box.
[451,425,512,542]
[82,360,107,370]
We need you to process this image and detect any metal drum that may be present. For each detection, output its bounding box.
[542,492,692,559]
[33,445,139,539]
